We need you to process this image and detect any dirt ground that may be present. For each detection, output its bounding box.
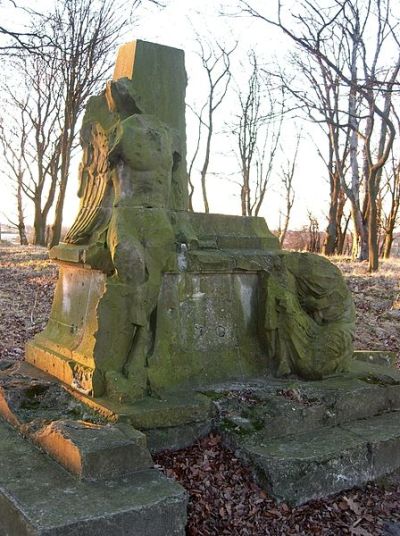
[333,257,400,363]
[0,244,399,535]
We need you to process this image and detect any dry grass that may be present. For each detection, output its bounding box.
[331,256,400,363]
[0,245,57,360]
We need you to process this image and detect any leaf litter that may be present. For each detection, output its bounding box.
[1,245,399,535]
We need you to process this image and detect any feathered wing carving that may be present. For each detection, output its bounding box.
[65,123,114,245]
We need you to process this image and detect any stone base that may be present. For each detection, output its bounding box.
[211,360,400,505]
[232,412,400,505]
[0,420,187,536]
[26,210,280,398]
[2,357,400,520]
[0,361,188,535]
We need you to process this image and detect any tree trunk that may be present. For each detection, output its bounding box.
[322,169,341,255]
[32,200,46,246]
[49,178,67,247]
[200,105,212,214]
[368,177,379,271]
[335,191,346,255]
[241,166,250,216]
[16,179,28,245]
[337,213,350,255]
[350,199,368,261]
[49,119,74,248]
[279,211,290,247]
[382,232,394,259]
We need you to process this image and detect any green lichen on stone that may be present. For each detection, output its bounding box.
[259,251,355,380]
[27,39,356,405]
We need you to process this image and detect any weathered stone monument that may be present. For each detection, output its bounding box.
[26,40,355,400]
[1,39,400,535]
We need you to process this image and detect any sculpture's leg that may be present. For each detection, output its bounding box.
[91,209,146,401]
[123,210,175,396]
[99,208,174,401]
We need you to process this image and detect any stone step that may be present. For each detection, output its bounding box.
[221,378,400,439]
[228,411,400,506]
[212,361,400,440]
[33,420,153,480]
[0,420,187,536]
[354,350,397,368]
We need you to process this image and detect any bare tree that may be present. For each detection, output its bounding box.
[192,39,236,213]
[240,0,400,271]
[0,113,29,245]
[278,131,300,246]
[2,50,64,245]
[306,211,321,253]
[231,51,284,216]
[0,0,159,53]
[381,151,400,258]
[0,1,50,53]
[187,102,207,211]
[253,16,359,258]
[290,50,351,256]
[235,51,262,216]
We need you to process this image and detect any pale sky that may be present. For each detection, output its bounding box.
[0,0,330,233]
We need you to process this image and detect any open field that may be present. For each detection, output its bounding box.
[0,244,399,535]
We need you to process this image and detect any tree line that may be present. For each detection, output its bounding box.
[250,0,400,272]
[1,0,399,272]
[0,0,162,248]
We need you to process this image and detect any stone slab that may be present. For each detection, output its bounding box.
[146,421,213,454]
[0,420,187,536]
[34,420,153,480]
[70,391,214,429]
[208,364,400,441]
[354,350,397,368]
[229,411,400,505]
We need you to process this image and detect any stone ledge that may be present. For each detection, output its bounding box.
[33,420,153,480]
[0,420,187,536]
[354,350,397,368]
[229,411,400,505]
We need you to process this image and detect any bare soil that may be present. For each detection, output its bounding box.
[0,244,399,535]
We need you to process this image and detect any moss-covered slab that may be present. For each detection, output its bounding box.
[0,420,187,536]
[70,391,214,430]
[204,361,400,438]
[354,350,398,368]
[200,362,400,505]
[231,412,400,505]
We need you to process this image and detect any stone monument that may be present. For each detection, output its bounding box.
[26,40,355,404]
[1,40,400,535]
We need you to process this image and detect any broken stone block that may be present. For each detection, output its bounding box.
[0,420,187,536]
[33,419,153,480]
